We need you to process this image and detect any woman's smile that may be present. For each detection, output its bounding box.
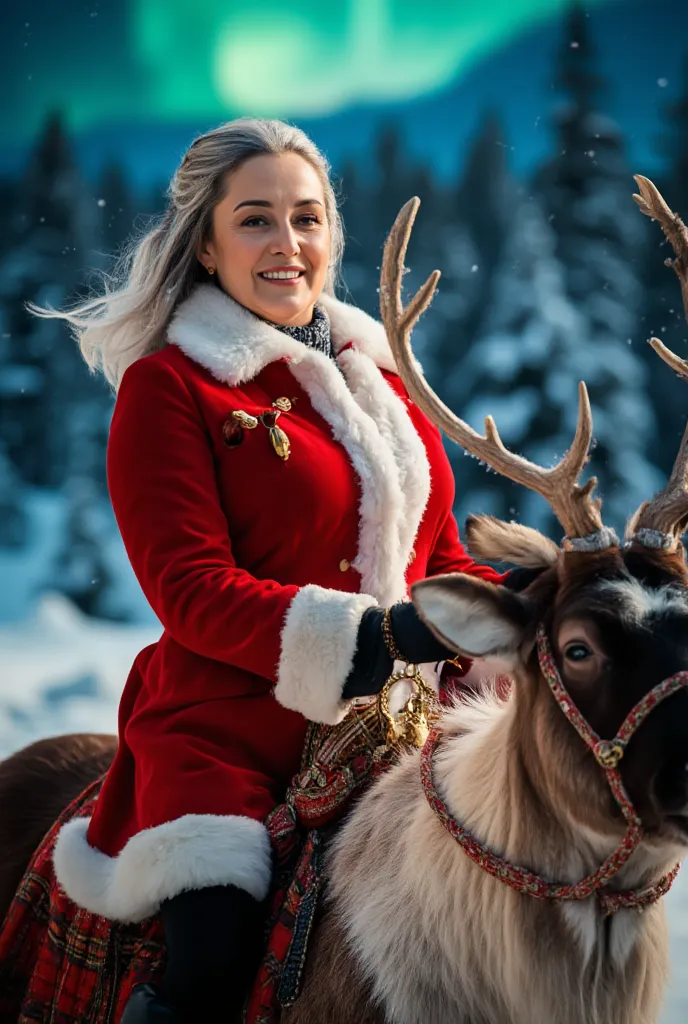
[257,265,307,286]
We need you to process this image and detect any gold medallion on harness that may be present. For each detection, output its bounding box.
[378,666,438,749]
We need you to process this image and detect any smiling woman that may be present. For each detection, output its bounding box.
[197,153,332,326]
[23,116,505,1022]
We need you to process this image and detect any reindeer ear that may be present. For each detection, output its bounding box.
[411,574,532,662]
[466,514,559,568]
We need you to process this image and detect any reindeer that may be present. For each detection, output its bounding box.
[279,176,688,1024]
[1,178,688,1024]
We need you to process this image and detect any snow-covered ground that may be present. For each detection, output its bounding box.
[0,595,687,1021]
[0,593,158,752]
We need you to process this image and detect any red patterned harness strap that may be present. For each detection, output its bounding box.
[420,626,685,915]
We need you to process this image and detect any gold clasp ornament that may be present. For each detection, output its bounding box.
[231,410,259,429]
[259,409,291,461]
[378,663,438,749]
[225,405,293,460]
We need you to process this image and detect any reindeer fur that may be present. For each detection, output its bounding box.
[0,733,116,923]
[285,683,674,1024]
[284,545,688,1024]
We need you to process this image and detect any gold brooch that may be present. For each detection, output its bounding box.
[223,404,292,461]
[231,410,259,429]
[259,409,290,461]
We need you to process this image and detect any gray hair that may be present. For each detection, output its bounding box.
[32,118,345,388]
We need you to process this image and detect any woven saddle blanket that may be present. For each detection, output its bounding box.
[0,700,395,1024]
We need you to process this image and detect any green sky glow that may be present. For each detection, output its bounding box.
[3,0,620,149]
[132,0,612,121]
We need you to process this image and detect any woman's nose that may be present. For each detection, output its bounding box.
[270,222,299,257]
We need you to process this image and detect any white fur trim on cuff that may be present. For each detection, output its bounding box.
[275,585,378,726]
[53,813,272,924]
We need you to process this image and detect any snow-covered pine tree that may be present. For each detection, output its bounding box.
[533,3,661,531]
[340,157,372,307]
[426,111,518,405]
[453,111,518,343]
[451,196,588,538]
[340,125,442,371]
[49,473,117,619]
[0,112,99,488]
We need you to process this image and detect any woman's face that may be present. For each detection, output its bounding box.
[199,152,332,326]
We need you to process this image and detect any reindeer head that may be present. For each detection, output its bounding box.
[383,178,688,848]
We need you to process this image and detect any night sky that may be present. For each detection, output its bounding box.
[2,0,687,187]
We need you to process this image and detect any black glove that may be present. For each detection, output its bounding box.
[342,602,456,700]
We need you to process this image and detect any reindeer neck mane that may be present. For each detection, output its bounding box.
[431,668,680,906]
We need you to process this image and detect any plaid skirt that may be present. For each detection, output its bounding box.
[0,700,395,1024]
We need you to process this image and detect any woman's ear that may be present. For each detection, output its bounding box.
[196,242,214,273]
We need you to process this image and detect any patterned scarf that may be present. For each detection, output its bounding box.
[270,304,335,361]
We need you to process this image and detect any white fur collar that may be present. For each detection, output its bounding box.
[167,285,430,606]
[168,284,397,387]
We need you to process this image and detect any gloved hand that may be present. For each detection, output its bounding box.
[342,601,457,700]
[342,567,545,701]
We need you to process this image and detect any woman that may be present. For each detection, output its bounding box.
[43,118,503,1022]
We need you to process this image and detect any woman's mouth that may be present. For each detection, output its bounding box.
[258,269,306,286]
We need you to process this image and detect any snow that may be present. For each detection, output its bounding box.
[0,594,159,752]
[0,488,157,625]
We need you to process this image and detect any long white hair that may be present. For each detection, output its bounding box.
[32,118,345,389]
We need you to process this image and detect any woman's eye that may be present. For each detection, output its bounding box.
[297,214,319,226]
[241,216,267,227]
[564,643,593,662]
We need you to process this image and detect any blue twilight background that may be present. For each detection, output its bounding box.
[2,1,688,1017]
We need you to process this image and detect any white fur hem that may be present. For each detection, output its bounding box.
[275,585,378,725]
[53,813,272,924]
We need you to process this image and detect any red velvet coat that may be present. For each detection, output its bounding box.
[52,285,501,924]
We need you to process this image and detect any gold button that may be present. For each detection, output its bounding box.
[409,548,416,563]
[339,559,351,572]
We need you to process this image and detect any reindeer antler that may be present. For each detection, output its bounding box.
[633,174,688,333]
[628,177,688,547]
[381,198,604,542]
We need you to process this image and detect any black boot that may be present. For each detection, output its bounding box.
[120,983,184,1023]
[120,884,266,1022]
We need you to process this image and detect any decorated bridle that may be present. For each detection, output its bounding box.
[419,626,686,915]
[375,175,688,915]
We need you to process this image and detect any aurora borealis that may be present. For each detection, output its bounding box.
[134,0,613,119]
[1,0,686,184]
[3,0,625,140]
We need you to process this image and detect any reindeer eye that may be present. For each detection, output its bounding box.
[564,642,593,662]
